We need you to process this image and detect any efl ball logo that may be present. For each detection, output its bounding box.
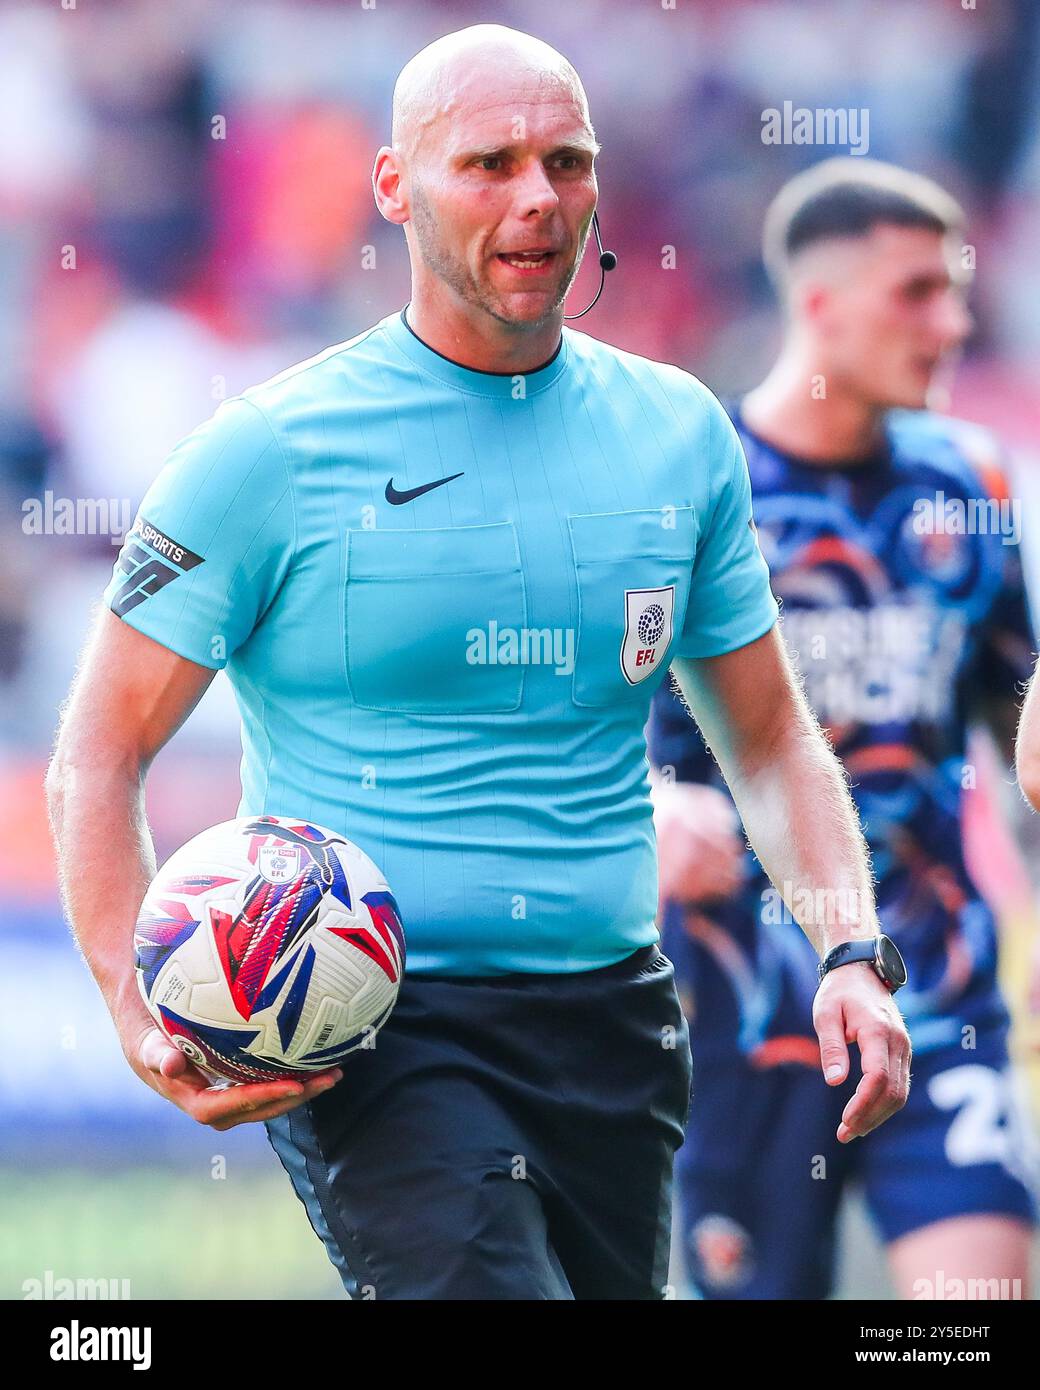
[258,843,301,885]
[621,586,674,684]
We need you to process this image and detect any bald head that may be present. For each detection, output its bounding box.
[391,24,593,167]
[373,25,600,347]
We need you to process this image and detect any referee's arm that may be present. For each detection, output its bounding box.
[671,625,912,1143]
[46,612,340,1130]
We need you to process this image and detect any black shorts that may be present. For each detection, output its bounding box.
[265,945,693,1300]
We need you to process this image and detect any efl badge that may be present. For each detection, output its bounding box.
[621,586,674,685]
[258,843,302,885]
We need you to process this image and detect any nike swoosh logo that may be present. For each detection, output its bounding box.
[385,472,464,505]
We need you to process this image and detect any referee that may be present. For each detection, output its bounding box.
[48,25,910,1300]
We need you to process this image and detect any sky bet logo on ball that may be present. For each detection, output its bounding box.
[621,587,674,685]
[258,843,302,885]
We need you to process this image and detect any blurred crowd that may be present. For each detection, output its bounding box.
[2,0,1039,864]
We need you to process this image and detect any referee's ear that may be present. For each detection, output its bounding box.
[373,146,410,225]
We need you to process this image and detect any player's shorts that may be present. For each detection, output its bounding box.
[677,1025,1038,1300]
[266,944,693,1300]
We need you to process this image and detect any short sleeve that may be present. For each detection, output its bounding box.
[103,396,295,669]
[673,391,779,658]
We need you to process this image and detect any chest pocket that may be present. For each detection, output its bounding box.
[345,523,526,713]
[568,507,697,708]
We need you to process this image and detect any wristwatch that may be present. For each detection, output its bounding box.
[817,935,907,993]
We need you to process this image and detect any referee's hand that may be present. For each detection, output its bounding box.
[812,961,911,1143]
[118,994,342,1131]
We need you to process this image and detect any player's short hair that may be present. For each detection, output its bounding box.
[763,157,966,293]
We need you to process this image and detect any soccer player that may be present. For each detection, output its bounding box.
[649,158,1038,1300]
[47,28,910,1300]
[1015,672,1040,812]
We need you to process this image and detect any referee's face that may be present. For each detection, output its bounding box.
[407,78,599,329]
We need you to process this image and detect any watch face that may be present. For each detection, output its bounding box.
[877,935,907,988]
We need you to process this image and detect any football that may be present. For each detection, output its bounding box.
[133,815,406,1082]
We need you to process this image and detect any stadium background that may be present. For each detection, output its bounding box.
[2,0,1039,1300]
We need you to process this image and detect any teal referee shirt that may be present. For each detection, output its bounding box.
[105,309,778,974]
